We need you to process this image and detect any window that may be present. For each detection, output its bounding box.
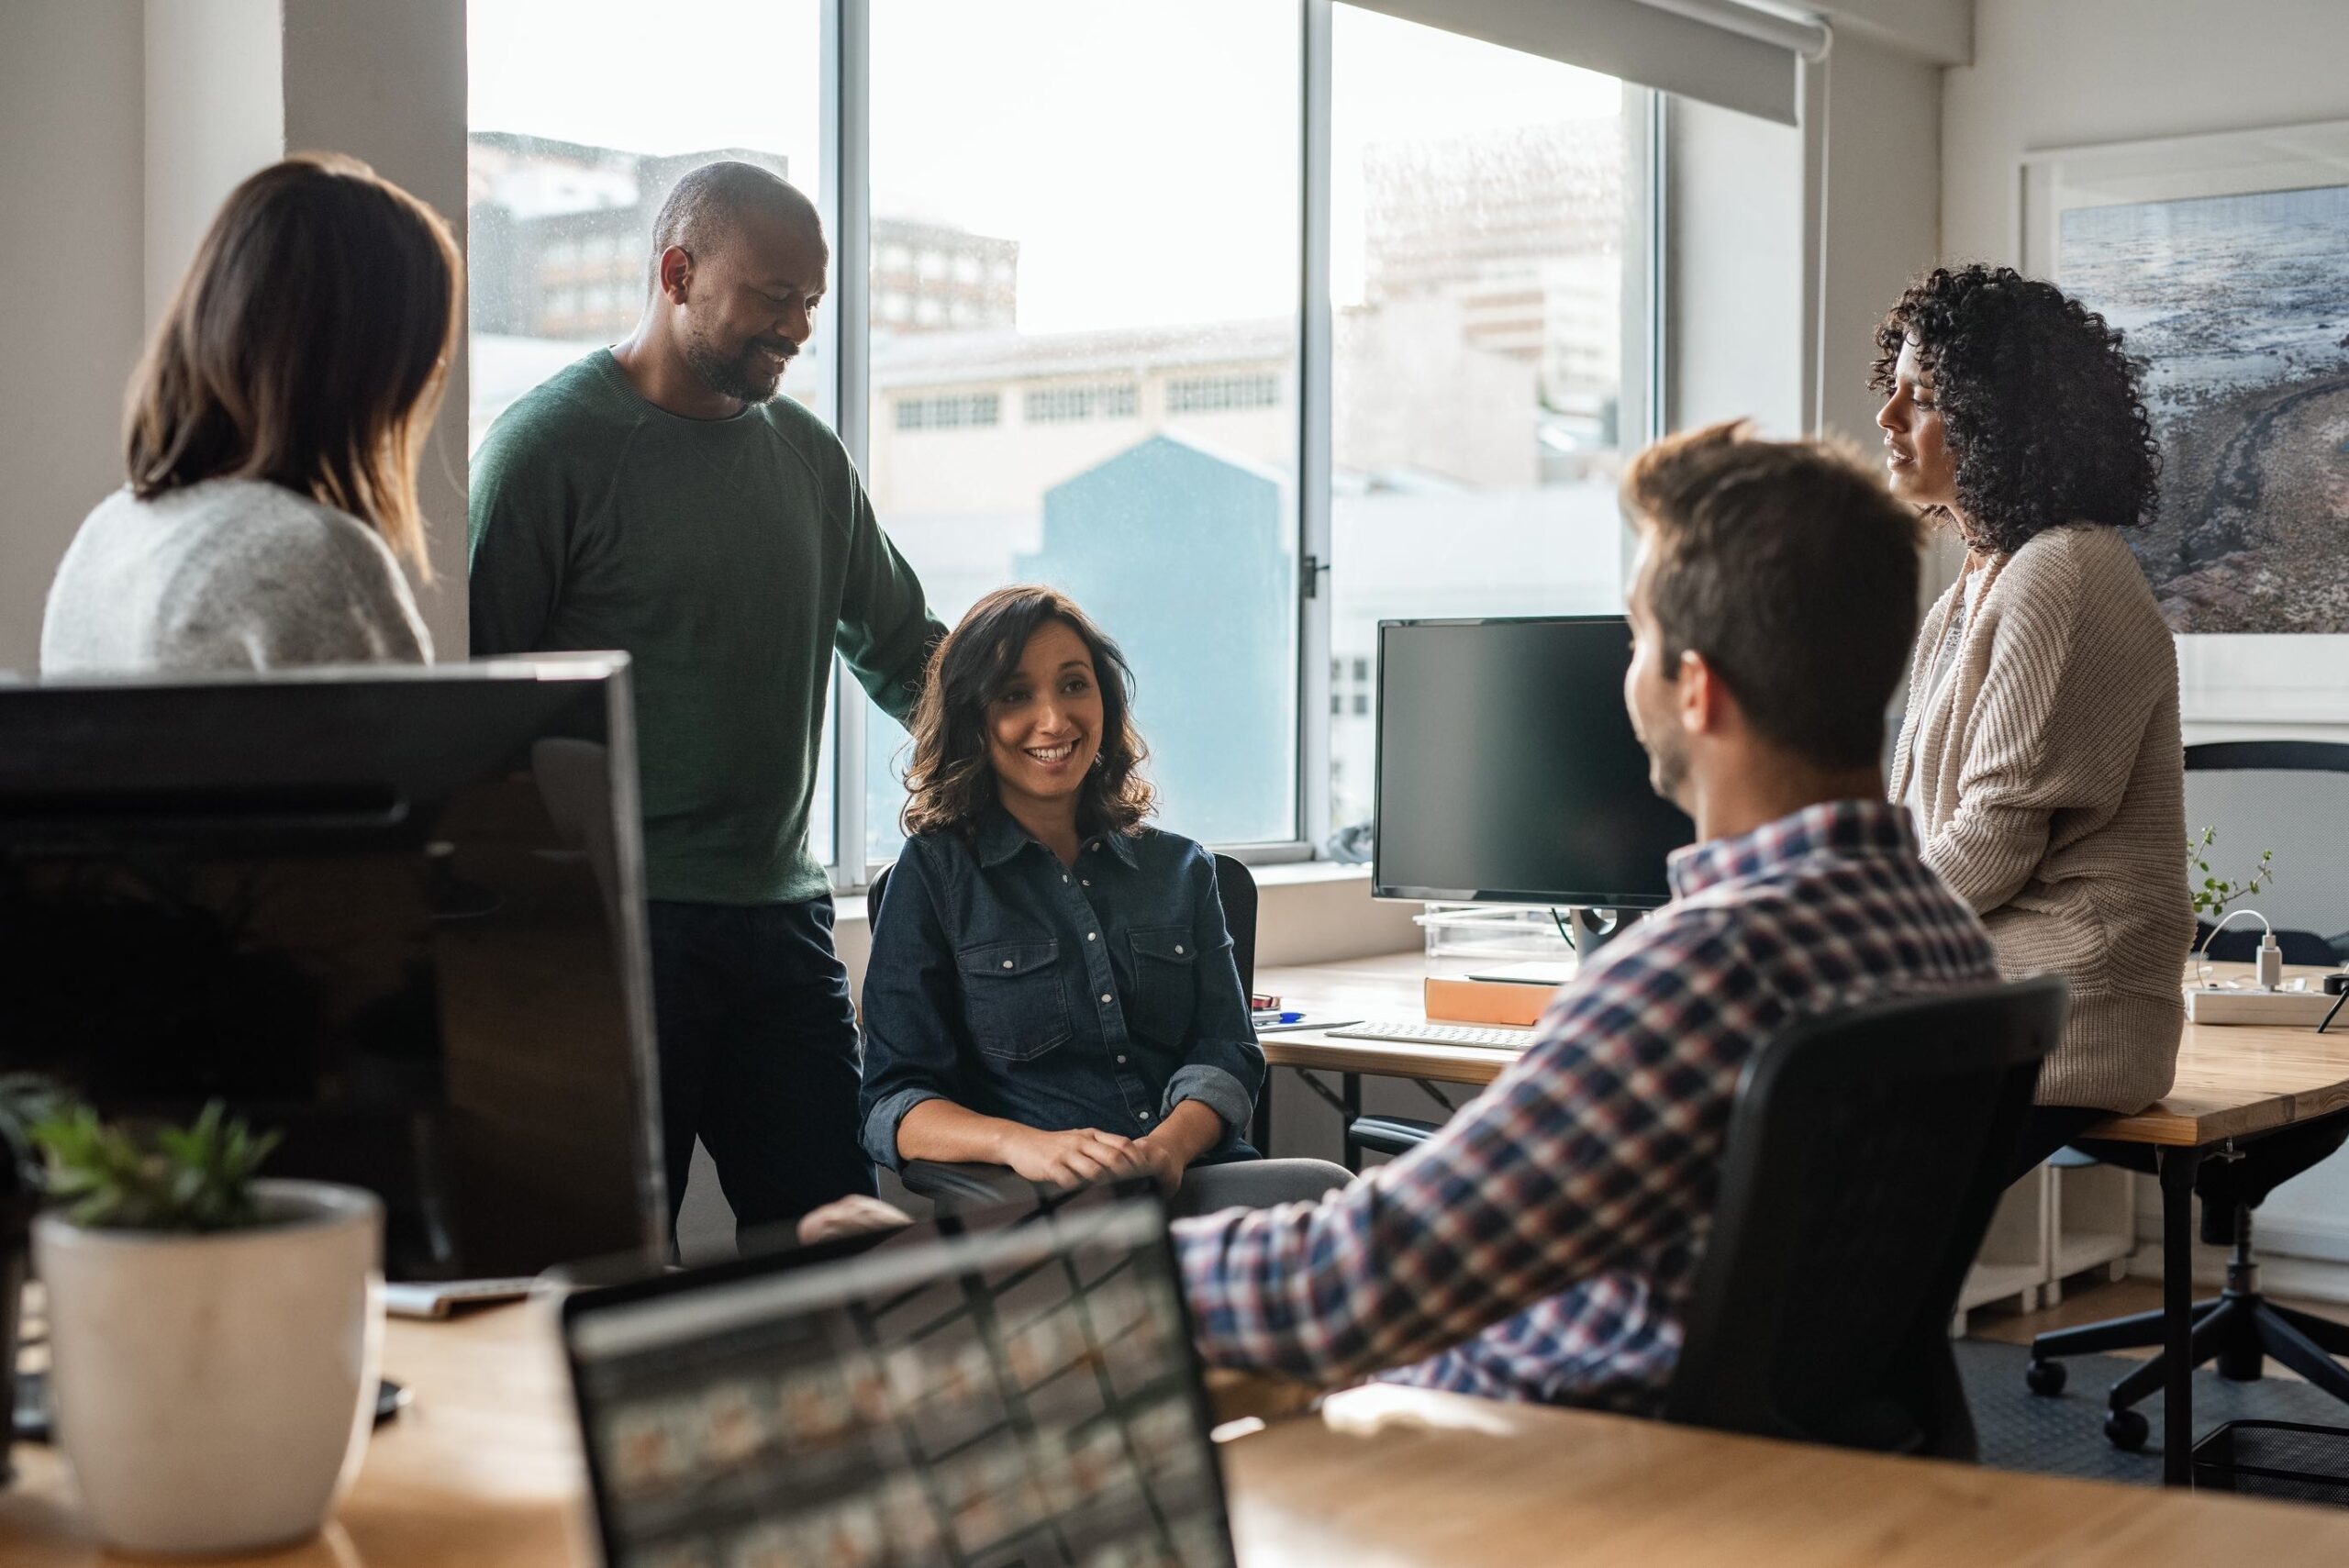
[468,0,834,864]
[1326,6,1645,839]
[1165,373,1284,415]
[864,0,1303,864]
[470,1,1657,887]
[1024,383,1141,424]
[896,393,1002,431]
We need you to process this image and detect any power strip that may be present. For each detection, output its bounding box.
[2185,987,2339,1027]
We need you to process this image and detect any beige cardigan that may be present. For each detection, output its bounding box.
[1890,524,2193,1113]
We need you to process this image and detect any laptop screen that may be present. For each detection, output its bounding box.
[562,1195,1237,1568]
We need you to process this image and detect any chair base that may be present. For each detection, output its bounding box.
[2027,1284,2349,1449]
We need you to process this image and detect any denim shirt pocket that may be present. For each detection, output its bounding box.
[957,939,1073,1062]
[1127,925,1197,1048]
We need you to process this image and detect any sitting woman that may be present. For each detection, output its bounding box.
[43,154,454,673]
[1873,263,2195,1171]
[859,585,1349,1218]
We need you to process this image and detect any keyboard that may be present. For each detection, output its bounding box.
[1325,1019,1536,1051]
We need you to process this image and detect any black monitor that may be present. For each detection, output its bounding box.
[1373,615,1695,909]
[0,659,665,1280]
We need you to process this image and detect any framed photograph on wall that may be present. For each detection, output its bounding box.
[2021,118,2349,728]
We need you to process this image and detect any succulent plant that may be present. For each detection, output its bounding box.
[34,1100,281,1232]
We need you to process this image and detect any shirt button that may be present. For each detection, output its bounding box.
[1100,993,1112,1004]
[1082,879,1091,887]
[1174,944,1185,955]
[1086,931,1097,941]
[1001,960,1014,970]
[1062,874,1069,884]
[1116,1054,1128,1064]
[1139,1110,1152,1122]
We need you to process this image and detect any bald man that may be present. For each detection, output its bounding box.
[470,161,943,1244]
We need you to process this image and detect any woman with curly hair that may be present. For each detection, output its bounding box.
[857,585,1348,1215]
[1874,263,2194,1167]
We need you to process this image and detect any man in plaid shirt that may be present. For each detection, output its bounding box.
[1174,422,2003,1410]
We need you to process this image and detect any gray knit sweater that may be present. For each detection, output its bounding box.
[1890,524,2193,1113]
[40,478,431,674]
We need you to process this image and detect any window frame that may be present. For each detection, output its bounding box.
[811,0,1661,891]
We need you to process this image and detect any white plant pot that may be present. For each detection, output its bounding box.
[34,1179,384,1556]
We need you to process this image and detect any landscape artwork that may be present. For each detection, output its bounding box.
[2058,183,2349,633]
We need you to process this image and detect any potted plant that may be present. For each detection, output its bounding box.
[30,1100,384,1556]
[0,1073,68,1489]
[2188,826,2277,984]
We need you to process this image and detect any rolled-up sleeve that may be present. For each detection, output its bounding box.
[855,851,968,1170]
[1160,849,1264,1133]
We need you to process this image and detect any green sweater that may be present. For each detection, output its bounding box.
[468,350,941,905]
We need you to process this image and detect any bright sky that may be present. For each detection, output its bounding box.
[468,1,1622,331]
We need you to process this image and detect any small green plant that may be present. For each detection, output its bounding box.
[2188,827,2276,923]
[33,1100,281,1232]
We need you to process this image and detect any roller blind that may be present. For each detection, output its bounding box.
[1341,0,1826,126]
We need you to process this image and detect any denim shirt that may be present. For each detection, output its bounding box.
[858,807,1264,1170]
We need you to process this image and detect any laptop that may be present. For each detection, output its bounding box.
[558,1184,1240,1568]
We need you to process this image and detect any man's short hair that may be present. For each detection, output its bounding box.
[649,161,820,271]
[1622,420,1921,771]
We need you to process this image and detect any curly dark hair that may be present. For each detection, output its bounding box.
[1870,263,2160,554]
[899,585,1155,842]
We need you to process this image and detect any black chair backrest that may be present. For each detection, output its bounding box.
[1663,975,2066,1459]
[1213,853,1258,1000]
[866,852,1258,998]
[2184,742,2349,963]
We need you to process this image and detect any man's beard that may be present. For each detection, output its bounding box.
[1644,731,1687,806]
[682,326,787,405]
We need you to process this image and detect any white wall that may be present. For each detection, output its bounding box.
[283,0,471,651]
[0,2,146,677]
[1946,0,2349,1283]
[1812,30,1943,450]
[144,0,281,325]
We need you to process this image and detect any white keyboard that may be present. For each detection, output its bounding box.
[1325,1019,1536,1051]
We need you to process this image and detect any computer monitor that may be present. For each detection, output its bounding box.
[1373,615,1695,909]
[562,1187,1236,1568]
[0,660,665,1280]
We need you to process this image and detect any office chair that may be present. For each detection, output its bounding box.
[1664,976,2066,1460]
[872,854,1263,1209]
[2025,740,2349,1449]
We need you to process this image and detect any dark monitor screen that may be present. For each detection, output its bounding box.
[562,1189,1236,1568]
[1374,616,1695,908]
[0,660,664,1280]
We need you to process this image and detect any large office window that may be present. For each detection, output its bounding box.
[467,2,1659,884]
[1327,6,1647,840]
[862,0,1305,865]
[466,0,835,863]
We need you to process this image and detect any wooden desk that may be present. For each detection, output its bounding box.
[10,1307,2349,1566]
[1257,952,2349,1485]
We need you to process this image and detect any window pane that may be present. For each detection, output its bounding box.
[1330,6,1642,840]
[467,0,835,868]
[864,1,1304,863]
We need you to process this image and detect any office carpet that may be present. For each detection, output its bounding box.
[1958,1338,2349,1491]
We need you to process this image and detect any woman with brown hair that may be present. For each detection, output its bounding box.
[857,585,1349,1217]
[41,153,459,673]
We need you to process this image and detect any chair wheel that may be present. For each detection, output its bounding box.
[2024,1359,2067,1396]
[2104,1407,2150,1451]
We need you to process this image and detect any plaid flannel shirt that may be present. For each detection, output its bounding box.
[1173,798,2001,1411]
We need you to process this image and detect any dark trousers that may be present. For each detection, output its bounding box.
[647,896,874,1241]
[2006,1104,2113,1184]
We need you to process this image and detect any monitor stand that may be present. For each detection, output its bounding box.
[1570,906,1639,955]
